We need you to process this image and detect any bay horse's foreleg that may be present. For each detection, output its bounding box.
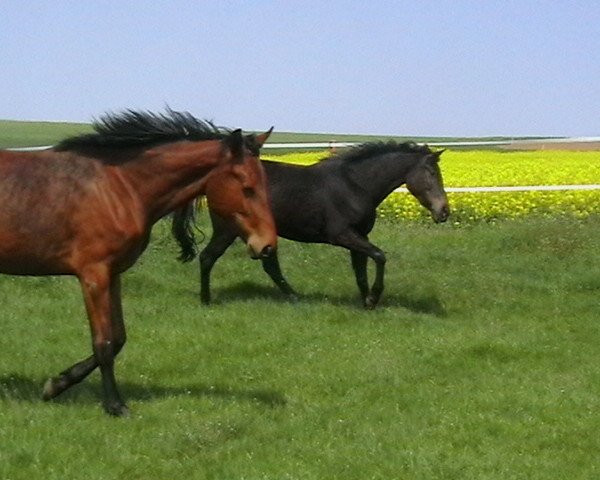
[333,231,386,309]
[199,228,237,305]
[81,269,128,416]
[261,250,298,301]
[44,269,128,416]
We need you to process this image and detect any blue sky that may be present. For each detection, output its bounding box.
[1,1,598,136]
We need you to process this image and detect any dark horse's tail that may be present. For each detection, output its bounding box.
[171,199,202,262]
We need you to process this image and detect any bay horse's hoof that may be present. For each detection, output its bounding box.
[42,376,65,401]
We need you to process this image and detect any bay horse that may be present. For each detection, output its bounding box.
[0,109,276,416]
[173,142,449,309]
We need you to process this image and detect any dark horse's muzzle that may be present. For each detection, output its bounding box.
[433,204,450,223]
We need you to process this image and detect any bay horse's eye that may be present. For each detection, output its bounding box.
[243,187,256,198]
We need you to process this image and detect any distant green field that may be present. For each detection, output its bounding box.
[0,120,92,149]
[0,118,529,150]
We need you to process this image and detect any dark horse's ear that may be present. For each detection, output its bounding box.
[428,149,445,163]
[254,126,274,147]
[225,129,245,162]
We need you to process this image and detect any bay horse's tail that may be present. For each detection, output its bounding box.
[171,199,203,262]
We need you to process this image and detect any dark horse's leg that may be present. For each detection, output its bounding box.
[43,269,128,416]
[199,225,237,304]
[334,230,386,309]
[350,251,369,303]
[261,250,298,300]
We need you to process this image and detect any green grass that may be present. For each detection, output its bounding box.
[1,216,599,479]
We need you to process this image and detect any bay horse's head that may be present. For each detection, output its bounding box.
[405,149,450,223]
[205,128,277,259]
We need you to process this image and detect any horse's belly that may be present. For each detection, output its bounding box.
[0,255,71,276]
[0,230,73,275]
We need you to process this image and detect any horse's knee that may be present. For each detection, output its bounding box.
[93,336,123,364]
[373,250,386,266]
[113,332,126,355]
[199,249,210,267]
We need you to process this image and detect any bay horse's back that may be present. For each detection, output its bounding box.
[0,148,148,276]
[0,149,96,274]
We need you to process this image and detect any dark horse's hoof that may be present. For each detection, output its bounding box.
[104,401,130,417]
[364,296,378,310]
[285,292,299,303]
[200,293,211,305]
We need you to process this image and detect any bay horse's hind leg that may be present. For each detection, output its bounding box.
[43,270,128,416]
[261,250,298,301]
[42,354,98,402]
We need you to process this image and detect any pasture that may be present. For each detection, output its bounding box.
[1,215,599,479]
[0,125,599,478]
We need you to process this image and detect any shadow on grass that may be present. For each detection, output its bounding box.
[0,374,286,408]
[214,282,294,304]
[384,293,447,317]
[214,281,447,316]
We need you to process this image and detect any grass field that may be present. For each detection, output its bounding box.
[1,216,599,479]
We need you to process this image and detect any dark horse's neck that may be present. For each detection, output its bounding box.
[322,143,425,206]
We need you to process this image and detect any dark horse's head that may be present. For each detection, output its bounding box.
[405,148,450,223]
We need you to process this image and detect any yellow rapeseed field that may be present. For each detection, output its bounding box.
[266,149,600,222]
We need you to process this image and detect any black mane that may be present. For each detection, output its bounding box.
[325,141,432,164]
[55,109,231,151]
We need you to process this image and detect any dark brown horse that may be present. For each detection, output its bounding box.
[173,142,449,309]
[0,109,276,416]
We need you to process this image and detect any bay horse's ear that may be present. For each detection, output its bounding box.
[225,129,245,161]
[254,126,274,148]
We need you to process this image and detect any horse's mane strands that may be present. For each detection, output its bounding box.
[325,141,433,164]
[55,108,232,151]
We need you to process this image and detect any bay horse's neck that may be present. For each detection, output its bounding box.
[341,152,420,206]
[118,140,226,223]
